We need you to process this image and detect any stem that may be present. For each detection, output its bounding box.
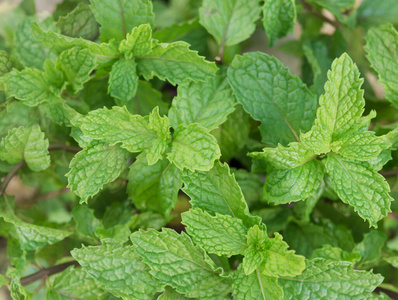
[20,261,80,286]
[298,0,341,28]
[0,161,26,198]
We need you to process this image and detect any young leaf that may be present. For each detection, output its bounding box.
[130,228,231,299]
[0,50,12,76]
[71,243,162,300]
[365,23,398,108]
[57,47,97,93]
[182,161,261,228]
[168,71,236,131]
[262,0,296,46]
[167,123,220,171]
[279,258,384,299]
[384,256,398,268]
[90,0,155,42]
[181,208,248,257]
[228,52,317,146]
[119,24,153,56]
[108,57,138,105]
[136,41,218,85]
[199,0,262,47]
[325,153,392,227]
[233,265,283,300]
[0,124,50,172]
[311,245,361,264]
[127,154,182,215]
[66,141,129,203]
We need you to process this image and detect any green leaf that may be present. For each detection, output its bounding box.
[384,256,398,268]
[365,23,398,108]
[66,141,129,203]
[90,0,154,42]
[262,0,296,46]
[157,286,191,300]
[182,208,248,256]
[199,0,262,47]
[0,50,12,77]
[167,123,220,171]
[71,205,100,244]
[228,52,317,146]
[0,124,50,172]
[7,268,31,300]
[108,57,138,105]
[72,106,171,164]
[56,2,99,39]
[127,153,182,215]
[233,265,283,300]
[357,0,398,26]
[57,47,97,93]
[119,24,153,56]
[71,243,162,299]
[130,228,231,299]
[3,68,53,107]
[279,258,383,299]
[306,0,355,24]
[355,230,387,264]
[301,53,364,154]
[50,266,105,300]
[244,225,305,277]
[264,159,324,204]
[168,71,236,130]
[311,245,361,264]
[182,161,261,228]
[325,153,392,227]
[136,41,218,85]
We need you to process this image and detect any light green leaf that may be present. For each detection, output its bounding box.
[182,208,248,257]
[130,228,231,299]
[233,265,283,300]
[127,154,182,215]
[168,71,236,130]
[108,57,138,105]
[0,51,12,77]
[3,68,53,107]
[182,161,261,228]
[0,124,50,172]
[167,123,220,171]
[40,97,79,126]
[384,256,398,268]
[301,53,364,154]
[56,2,99,39]
[355,230,387,264]
[90,0,154,42]
[136,41,218,85]
[119,24,153,56]
[365,23,398,108]
[7,268,31,300]
[50,266,105,300]
[262,0,296,46]
[71,243,162,299]
[72,106,171,164]
[157,286,191,300]
[279,258,383,299]
[325,153,392,227]
[264,159,324,204]
[358,0,398,26]
[71,205,101,244]
[66,141,129,203]
[228,52,317,146]
[57,47,97,93]
[311,245,361,264]
[0,274,8,286]
[199,0,262,47]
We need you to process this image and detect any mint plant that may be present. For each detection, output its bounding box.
[0,0,398,299]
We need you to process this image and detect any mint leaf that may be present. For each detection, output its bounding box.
[131,228,231,299]
[384,256,398,268]
[167,123,220,171]
[355,230,387,265]
[199,0,262,47]
[72,243,162,299]
[262,0,296,46]
[127,80,168,115]
[56,2,99,39]
[228,52,317,146]
[0,124,50,172]
[365,23,398,108]
[306,0,355,24]
[233,265,283,300]
[168,71,236,131]
[71,205,100,244]
[90,0,154,42]
[158,287,191,300]
[66,141,129,203]
[57,47,97,93]
[279,258,384,299]
[136,41,218,85]
[325,153,392,227]
[311,245,361,264]
[119,23,153,56]
[0,50,12,76]
[182,208,248,256]
[182,161,261,228]
[108,57,138,105]
[357,0,398,26]
[127,154,182,215]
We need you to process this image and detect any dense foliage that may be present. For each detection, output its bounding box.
[0,0,398,299]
